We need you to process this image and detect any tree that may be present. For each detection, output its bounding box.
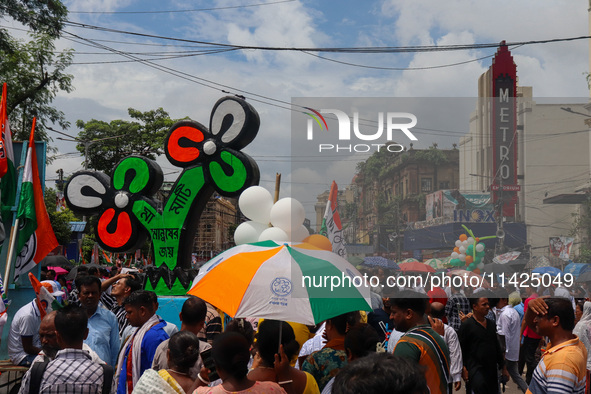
[76,108,177,173]
[0,33,74,142]
[43,187,76,246]
[0,0,67,52]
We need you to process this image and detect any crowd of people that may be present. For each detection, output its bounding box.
[6,266,591,394]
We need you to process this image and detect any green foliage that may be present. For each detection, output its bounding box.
[81,233,96,263]
[0,33,73,143]
[0,0,67,53]
[413,146,449,166]
[76,108,177,173]
[43,187,76,245]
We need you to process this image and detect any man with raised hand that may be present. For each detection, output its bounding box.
[524,297,587,394]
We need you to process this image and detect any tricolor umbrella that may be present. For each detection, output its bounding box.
[424,258,445,270]
[188,240,372,325]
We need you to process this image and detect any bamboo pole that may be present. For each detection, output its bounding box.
[274,173,281,203]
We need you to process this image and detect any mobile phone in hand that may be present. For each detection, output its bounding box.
[200,348,219,381]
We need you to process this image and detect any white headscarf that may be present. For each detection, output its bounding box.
[573,301,591,369]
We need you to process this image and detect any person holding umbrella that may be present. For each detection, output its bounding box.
[249,320,319,394]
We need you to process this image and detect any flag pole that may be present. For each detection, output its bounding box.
[3,217,20,292]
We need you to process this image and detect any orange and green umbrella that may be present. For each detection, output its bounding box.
[188,240,372,325]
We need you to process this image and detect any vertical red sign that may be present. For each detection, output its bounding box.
[491,43,518,217]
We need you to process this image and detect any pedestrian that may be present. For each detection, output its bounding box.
[152,296,212,380]
[495,288,528,393]
[520,285,543,384]
[429,301,463,392]
[391,290,451,394]
[133,331,201,394]
[18,305,114,394]
[115,290,170,394]
[78,275,120,367]
[573,300,591,393]
[301,313,350,392]
[193,331,287,393]
[458,292,508,394]
[524,297,587,394]
[332,353,428,394]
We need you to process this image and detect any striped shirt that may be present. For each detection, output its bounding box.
[393,324,451,394]
[526,337,587,394]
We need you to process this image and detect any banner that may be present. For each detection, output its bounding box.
[319,181,347,258]
[549,237,574,260]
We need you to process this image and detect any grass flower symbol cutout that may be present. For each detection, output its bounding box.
[65,157,163,252]
[65,96,261,294]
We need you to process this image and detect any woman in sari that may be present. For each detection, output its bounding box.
[133,331,200,393]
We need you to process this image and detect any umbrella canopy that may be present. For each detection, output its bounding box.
[347,256,364,266]
[188,241,372,325]
[47,266,69,276]
[40,255,73,269]
[576,271,591,283]
[400,258,420,264]
[398,261,435,273]
[531,266,562,276]
[362,256,399,270]
[482,263,515,275]
[424,258,445,270]
[564,263,591,278]
[65,263,104,280]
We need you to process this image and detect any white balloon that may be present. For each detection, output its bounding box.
[234,221,268,245]
[451,252,459,259]
[462,240,470,248]
[270,198,306,233]
[475,243,485,253]
[459,254,466,262]
[238,186,274,223]
[290,225,310,242]
[467,237,474,244]
[258,227,289,243]
[459,246,466,254]
[455,240,462,247]
[477,262,485,269]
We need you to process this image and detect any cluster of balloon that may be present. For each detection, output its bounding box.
[449,225,496,273]
[234,186,311,244]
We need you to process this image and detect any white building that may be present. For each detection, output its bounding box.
[460,60,589,257]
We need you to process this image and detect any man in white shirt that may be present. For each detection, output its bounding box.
[8,300,42,366]
[495,288,528,393]
[430,301,463,391]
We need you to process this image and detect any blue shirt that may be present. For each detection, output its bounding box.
[84,306,120,366]
[117,320,169,394]
[514,302,524,321]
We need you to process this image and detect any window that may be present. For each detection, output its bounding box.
[439,181,450,190]
[421,178,432,192]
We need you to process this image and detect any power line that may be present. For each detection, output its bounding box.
[68,0,296,14]
[62,20,591,54]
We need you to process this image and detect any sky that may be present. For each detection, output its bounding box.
[3,0,590,225]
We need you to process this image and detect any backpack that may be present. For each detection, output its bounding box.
[28,355,113,394]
